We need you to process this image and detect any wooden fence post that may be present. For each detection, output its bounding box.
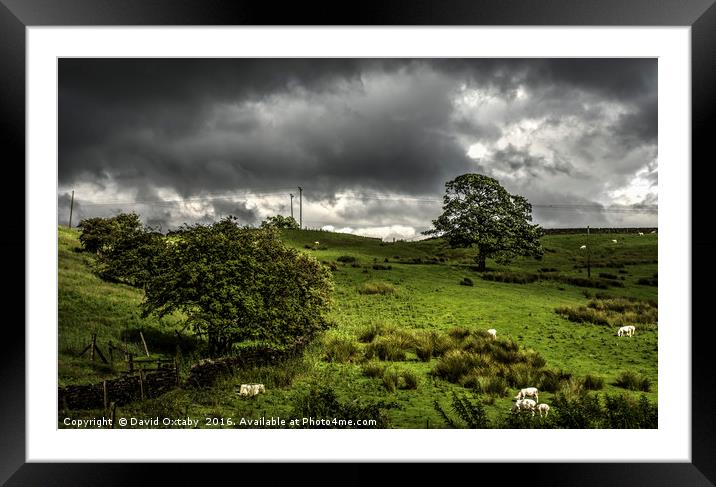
[139,330,150,357]
[139,369,145,400]
[109,402,117,429]
[103,380,108,415]
[91,333,97,362]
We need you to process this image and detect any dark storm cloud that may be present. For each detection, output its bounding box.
[58,58,657,232]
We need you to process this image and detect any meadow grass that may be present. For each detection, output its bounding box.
[58,226,657,427]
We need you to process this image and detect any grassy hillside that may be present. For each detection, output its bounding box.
[58,225,657,428]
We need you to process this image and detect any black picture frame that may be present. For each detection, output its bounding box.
[2,0,714,485]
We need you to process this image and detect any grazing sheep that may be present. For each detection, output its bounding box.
[515,387,539,403]
[537,403,550,417]
[314,241,320,245]
[580,245,587,250]
[650,230,657,234]
[239,383,265,397]
[512,398,537,416]
[617,325,635,337]
[638,232,644,236]
[611,239,618,243]
[487,328,497,339]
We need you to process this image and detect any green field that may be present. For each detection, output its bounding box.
[58,225,658,428]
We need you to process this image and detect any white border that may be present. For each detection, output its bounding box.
[27,27,690,462]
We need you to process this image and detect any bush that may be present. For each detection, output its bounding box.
[323,336,360,363]
[142,218,334,356]
[414,334,434,362]
[290,385,396,428]
[538,368,572,392]
[582,374,605,390]
[372,264,392,270]
[260,215,299,229]
[460,277,474,286]
[614,370,651,392]
[78,212,165,287]
[336,255,357,263]
[358,282,396,295]
[480,272,539,284]
[603,394,657,428]
[434,392,491,428]
[557,297,657,329]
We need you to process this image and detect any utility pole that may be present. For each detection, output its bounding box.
[298,186,303,229]
[586,225,591,278]
[290,193,294,219]
[68,190,75,228]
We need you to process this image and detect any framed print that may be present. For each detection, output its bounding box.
[3,0,715,485]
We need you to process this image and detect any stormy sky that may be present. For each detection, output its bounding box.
[58,58,657,240]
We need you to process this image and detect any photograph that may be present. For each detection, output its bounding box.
[57,57,659,430]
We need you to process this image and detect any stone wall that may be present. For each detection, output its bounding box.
[58,368,178,410]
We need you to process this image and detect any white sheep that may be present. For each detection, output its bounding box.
[611,239,618,243]
[580,245,587,250]
[487,328,497,339]
[638,232,644,236]
[239,383,265,397]
[536,403,550,417]
[515,387,539,403]
[617,325,635,337]
[512,398,537,416]
[314,241,320,245]
[650,230,657,234]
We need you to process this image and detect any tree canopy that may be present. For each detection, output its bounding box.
[261,215,300,230]
[142,216,334,356]
[423,174,543,271]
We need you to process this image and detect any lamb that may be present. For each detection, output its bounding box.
[515,387,539,403]
[580,245,587,250]
[638,232,644,236]
[536,403,550,417]
[487,328,497,339]
[512,398,537,416]
[611,239,618,243]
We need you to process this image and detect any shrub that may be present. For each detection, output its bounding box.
[260,215,299,229]
[434,392,490,428]
[372,264,392,270]
[142,218,334,356]
[480,272,539,284]
[599,272,618,280]
[460,277,474,286]
[358,282,396,295]
[323,336,360,363]
[582,374,605,390]
[337,255,357,263]
[614,371,651,392]
[290,384,396,428]
[538,369,572,392]
[558,297,657,329]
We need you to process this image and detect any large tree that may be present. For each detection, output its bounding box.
[424,174,543,271]
[142,216,334,356]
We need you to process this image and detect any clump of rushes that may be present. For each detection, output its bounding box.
[359,282,396,295]
[614,370,651,392]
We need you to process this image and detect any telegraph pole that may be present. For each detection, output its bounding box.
[290,193,294,219]
[68,190,75,228]
[298,186,303,229]
[586,225,591,278]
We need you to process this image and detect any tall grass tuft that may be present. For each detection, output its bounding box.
[358,282,396,295]
[614,370,651,392]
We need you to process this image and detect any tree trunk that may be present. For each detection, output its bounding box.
[476,254,486,272]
